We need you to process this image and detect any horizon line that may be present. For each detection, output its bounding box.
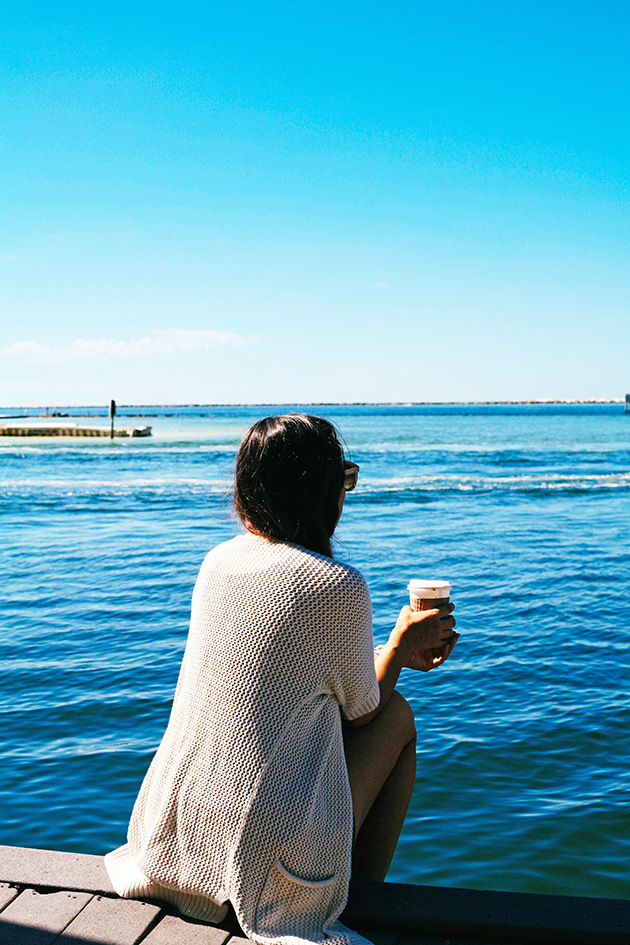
[1,397,626,410]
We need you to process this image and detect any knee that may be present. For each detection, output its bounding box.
[387,690,417,746]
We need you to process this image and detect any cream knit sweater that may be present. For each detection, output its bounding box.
[106,533,380,945]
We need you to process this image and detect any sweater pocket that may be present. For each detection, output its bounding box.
[255,857,338,941]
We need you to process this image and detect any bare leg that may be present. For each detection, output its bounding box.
[351,738,416,881]
[343,690,417,882]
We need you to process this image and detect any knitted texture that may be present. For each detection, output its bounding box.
[106,533,380,945]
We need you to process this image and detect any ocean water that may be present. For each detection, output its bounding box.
[1,403,629,900]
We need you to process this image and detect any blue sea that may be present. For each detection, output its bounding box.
[1,404,629,899]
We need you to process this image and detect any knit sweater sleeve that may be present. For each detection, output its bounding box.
[317,565,380,722]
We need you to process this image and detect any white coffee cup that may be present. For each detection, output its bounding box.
[407,580,451,612]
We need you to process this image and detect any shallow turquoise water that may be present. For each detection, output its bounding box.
[1,404,629,898]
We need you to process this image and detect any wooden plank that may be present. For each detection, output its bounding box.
[0,845,115,895]
[344,880,630,945]
[142,913,231,945]
[2,844,629,945]
[55,894,162,945]
[0,885,19,913]
[0,888,92,945]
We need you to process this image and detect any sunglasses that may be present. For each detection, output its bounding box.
[343,461,360,492]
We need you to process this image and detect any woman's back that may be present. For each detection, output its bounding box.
[109,532,380,939]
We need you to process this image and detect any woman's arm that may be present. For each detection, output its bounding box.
[348,603,458,728]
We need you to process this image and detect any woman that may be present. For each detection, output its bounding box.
[106,414,458,945]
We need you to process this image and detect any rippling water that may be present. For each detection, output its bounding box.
[1,404,629,899]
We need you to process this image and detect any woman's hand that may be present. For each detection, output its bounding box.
[406,634,460,672]
[389,603,457,668]
[365,604,458,726]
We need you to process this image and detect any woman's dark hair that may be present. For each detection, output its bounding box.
[234,414,345,557]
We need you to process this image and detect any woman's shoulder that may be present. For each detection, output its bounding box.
[290,543,368,600]
[305,547,365,582]
[199,533,366,589]
[192,535,370,632]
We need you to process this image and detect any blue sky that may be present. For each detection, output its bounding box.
[1,0,628,405]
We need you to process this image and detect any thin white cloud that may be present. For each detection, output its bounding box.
[1,329,260,364]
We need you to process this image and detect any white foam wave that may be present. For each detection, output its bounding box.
[356,472,630,492]
[0,477,232,493]
[1,472,629,496]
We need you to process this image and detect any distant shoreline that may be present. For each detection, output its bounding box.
[0,398,625,412]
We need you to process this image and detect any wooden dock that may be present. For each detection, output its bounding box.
[1,845,629,945]
[0,423,152,438]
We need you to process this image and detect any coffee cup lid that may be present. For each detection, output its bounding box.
[407,580,451,598]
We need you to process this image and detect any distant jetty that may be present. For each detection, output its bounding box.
[0,422,152,438]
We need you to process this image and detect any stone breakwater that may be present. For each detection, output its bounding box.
[0,423,152,437]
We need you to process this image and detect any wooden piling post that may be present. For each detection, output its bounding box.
[109,399,116,439]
